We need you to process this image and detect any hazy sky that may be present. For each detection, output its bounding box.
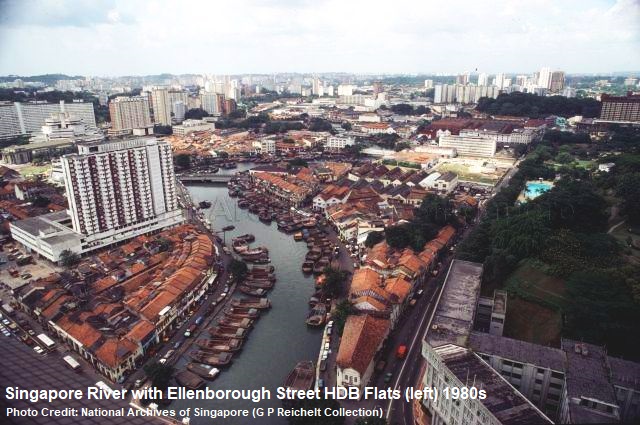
[0,0,639,76]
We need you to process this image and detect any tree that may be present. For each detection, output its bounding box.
[288,158,309,169]
[394,141,411,152]
[341,122,352,131]
[332,300,355,336]
[555,152,574,164]
[308,118,333,132]
[31,195,51,208]
[229,259,248,283]
[563,269,640,359]
[322,266,349,298]
[143,361,174,393]
[185,108,210,120]
[227,109,246,119]
[364,231,384,248]
[616,173,640,224]
[59,249,80,268]
[153,124,172,135]
[174,154,191,169]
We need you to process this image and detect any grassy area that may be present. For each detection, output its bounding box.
[504,259,567,310]
[17,164,51,177]
[610,225,640,265]
[436,163,500,185]
[504,297,562,347]
[547,159,595,170]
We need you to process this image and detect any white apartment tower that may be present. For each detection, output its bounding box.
[477,73,489,86]
[61,138,183,250]
[108,96,153,135]
[151,88,172,125]
[538,67,552,90]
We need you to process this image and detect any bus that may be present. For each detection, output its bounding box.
[37,333,56,349]
[63,355,81,371]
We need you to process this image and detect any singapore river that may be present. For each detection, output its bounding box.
[172,180,322,424]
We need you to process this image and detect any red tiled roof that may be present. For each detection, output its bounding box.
[336,315,389,375]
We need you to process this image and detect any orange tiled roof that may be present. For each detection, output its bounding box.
[349,268,382,294]
[95,338,138,368]
[384,276,412,303]
[336,314,389,375]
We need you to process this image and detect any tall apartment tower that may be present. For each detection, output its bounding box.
[538,67,552,89]
[477,73,489,86]
[61,138,183,249]
[151,88,172,125]
[108,96,153,135]
[549,71,565,93]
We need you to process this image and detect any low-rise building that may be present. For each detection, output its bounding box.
[336,314,389,393]
[172,119,215,137]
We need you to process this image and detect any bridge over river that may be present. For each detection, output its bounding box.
[177,174,234,183]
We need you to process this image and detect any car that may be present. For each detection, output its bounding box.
[164,349,175,359]
[2,319,10,326]
[28,329,35,336]
[134,379,143,388]
[327,327,332,336]
[33,346,44,354]
[173,341,182,349]
[317,379,324,388]
[21,273,32,280]
[324,342,330,350]
[384,372,393,383]
[159,358,167,364]
[327,321,333,327]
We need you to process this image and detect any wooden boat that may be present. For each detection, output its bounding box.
[258,211,272,223]
[224,307,260,319]
[218,317,254,329]
[187,363,220,381]
[198,201,212,209]
[251,265,275,273]
[249,256,271,264]
[175,370,205,389]
[232,234,255,243]
[238,199,250,208]
[209,325,248,339]
[231,297,271,310]
[190,351,233,367]
[196,337,243,352]
[305,250,322,261]
[313,259,330,274]
[302,261,314,273]
[247,272,276,282]
[283,361,315,392]
[294,232,303,241]
[243,279,275,290]
[305,304,327,327]
[239,285,268,297]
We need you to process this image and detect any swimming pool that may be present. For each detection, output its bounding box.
[522,181,553,200]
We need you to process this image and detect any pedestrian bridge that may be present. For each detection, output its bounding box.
[177,174,234,183]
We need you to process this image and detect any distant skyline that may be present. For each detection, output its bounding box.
[0,0,639,77]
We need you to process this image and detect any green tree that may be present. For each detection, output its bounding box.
[229,259,248,283]
[32,195,51,208]
[322,266,349,298]
[288,158,309,169]
[341,122,352,131]
[174,154,191,169]
[364,231,384,248]
[332,300,355,336]
[184,108,210,120]
[143,361,174,393]
[616,173,640,224]
[59,249,80,268]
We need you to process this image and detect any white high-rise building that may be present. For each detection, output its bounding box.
[538,67,552,90]
[10,138,183,262]
[151,88,172,125]
[0,101,97,141]
[424,79,434,89]
[108,96,153,135]
[477,73,489,86]
[173,101,186,123]
[495,73,506,89]
[62,138,183,248]
[337,84,354,96]
[200,93,219,114]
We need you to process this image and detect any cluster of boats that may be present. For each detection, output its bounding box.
[232,234,270,264]
[186,297,272,381]
[239,264,277,297]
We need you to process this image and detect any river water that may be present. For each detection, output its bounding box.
[172,180,322,424]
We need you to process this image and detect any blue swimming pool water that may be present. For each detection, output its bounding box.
[524,181,553,199]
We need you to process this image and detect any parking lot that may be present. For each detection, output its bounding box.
[0,243,62,291]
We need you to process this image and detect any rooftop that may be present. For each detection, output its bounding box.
[436,344,553,425]
[426,259,483,348]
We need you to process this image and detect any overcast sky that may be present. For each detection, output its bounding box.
[0,0,638,77]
